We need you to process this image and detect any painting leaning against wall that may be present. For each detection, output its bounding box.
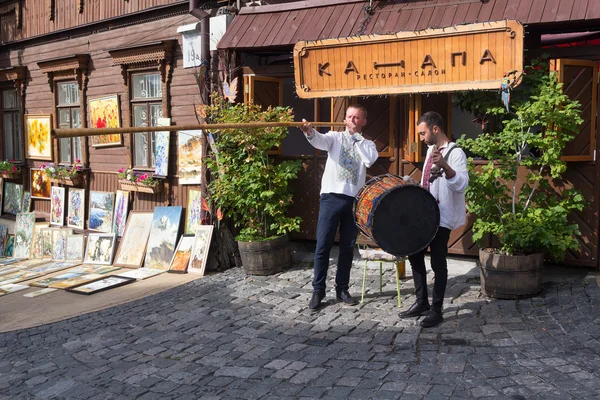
[25,115,53,160]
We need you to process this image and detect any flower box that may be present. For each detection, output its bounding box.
[1,170,21,180]
[119,179,163,194]
[50,174,83,187]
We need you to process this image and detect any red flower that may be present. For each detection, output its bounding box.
[12,166,17,172]
[96,118,106,129]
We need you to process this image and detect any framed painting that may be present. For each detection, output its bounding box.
[178,130,203,185]
[114,211,153,268]
[188,225,214,275]
[144,206,182,270]
[31,222,50,259]
[67,275,135,295]
[83,233,117,265]
[0,178,3,211]
[112,190,129,237]
[154,117,171,177]
[168,234,195,273]
[52,228,72,261]
[65,234,85,262]
[22,191,31,212]
[185,188,203,235]
[31,168,51,199]
[116,268,164,280]
[4,235,14,257]
[13,212,36,259]
[39,228,56,259]
[3,182,23,215]
[88,191,115,233]
[25,114,53,160]
[50,186,65,226]
[66,188,85,230]
[0,225,6,256]
[88,95,122,147]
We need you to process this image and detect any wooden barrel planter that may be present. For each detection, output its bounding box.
[238,235,292,276]
[479,249,544,299]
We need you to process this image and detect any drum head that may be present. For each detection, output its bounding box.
[371,185,440,257]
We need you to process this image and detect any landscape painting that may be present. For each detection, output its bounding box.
[88,191,115,233]
[177,130,203,184]
[168,235,195,273]
[31,168,51,199]
[144,206,182,270]
[88,95,122,147]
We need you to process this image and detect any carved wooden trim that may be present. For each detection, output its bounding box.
[38,54,90,93]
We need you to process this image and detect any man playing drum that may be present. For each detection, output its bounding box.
[300,105,378,310]
[399,111,469,328]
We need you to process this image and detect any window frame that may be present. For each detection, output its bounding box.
[0,86,23,162]
[55,80,83,164]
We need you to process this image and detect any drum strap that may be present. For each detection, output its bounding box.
[442,145,459,163]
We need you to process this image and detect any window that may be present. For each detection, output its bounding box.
[131,72,163,168]
[1,88,23,161]
[56,82,82,163]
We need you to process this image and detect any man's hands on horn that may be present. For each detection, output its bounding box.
[301,119,313,136]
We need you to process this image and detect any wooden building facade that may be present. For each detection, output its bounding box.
[217,0,600,268]
[0,0,214,231]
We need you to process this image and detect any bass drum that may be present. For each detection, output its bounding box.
[354,174,440,257]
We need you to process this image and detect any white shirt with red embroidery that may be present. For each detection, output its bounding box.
[422,143,469,230]
[304,128,378,196]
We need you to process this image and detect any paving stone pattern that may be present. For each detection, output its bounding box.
[2,246,600,399]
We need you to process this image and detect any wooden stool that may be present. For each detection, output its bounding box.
[358,248,406,307]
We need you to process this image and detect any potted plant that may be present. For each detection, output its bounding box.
[0,160,21,180]
[203,93,302,275]
[117,168,163,193]
[456,58,586,299]
[42,159,84,186]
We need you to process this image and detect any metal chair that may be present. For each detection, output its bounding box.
[358,247,406,307]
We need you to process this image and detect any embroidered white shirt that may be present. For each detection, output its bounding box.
[422,142,469,230]
[304,128,378,197]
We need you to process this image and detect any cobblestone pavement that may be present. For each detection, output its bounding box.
[2,245,600,400]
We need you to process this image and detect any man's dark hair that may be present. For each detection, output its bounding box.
[417,111,445,133]
[348,104,367,118]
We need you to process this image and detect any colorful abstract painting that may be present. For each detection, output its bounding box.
[25,114,53,160]
[3,182,23,215]
[188,225,214,275]
[114,211,153,268]
[112,190,129,237]
[88,191,115,233]
[89,95,121,147]
[185,188,203,234]
[168,235,194,273]
[67,188,85,230]
[13,212,36,258]
[154,117,170,177]
[178,130,203,185]
[31,168,51,199]
[50,186,65,226]
[144,206,182,270]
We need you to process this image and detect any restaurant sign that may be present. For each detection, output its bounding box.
[293,20,524,98]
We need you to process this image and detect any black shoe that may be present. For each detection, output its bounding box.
[336,289,358,306]
[308,291,325,310]
[399,302,430,318]
[420,310,443,328]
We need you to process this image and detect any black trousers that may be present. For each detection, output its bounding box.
[407,227,451,312]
